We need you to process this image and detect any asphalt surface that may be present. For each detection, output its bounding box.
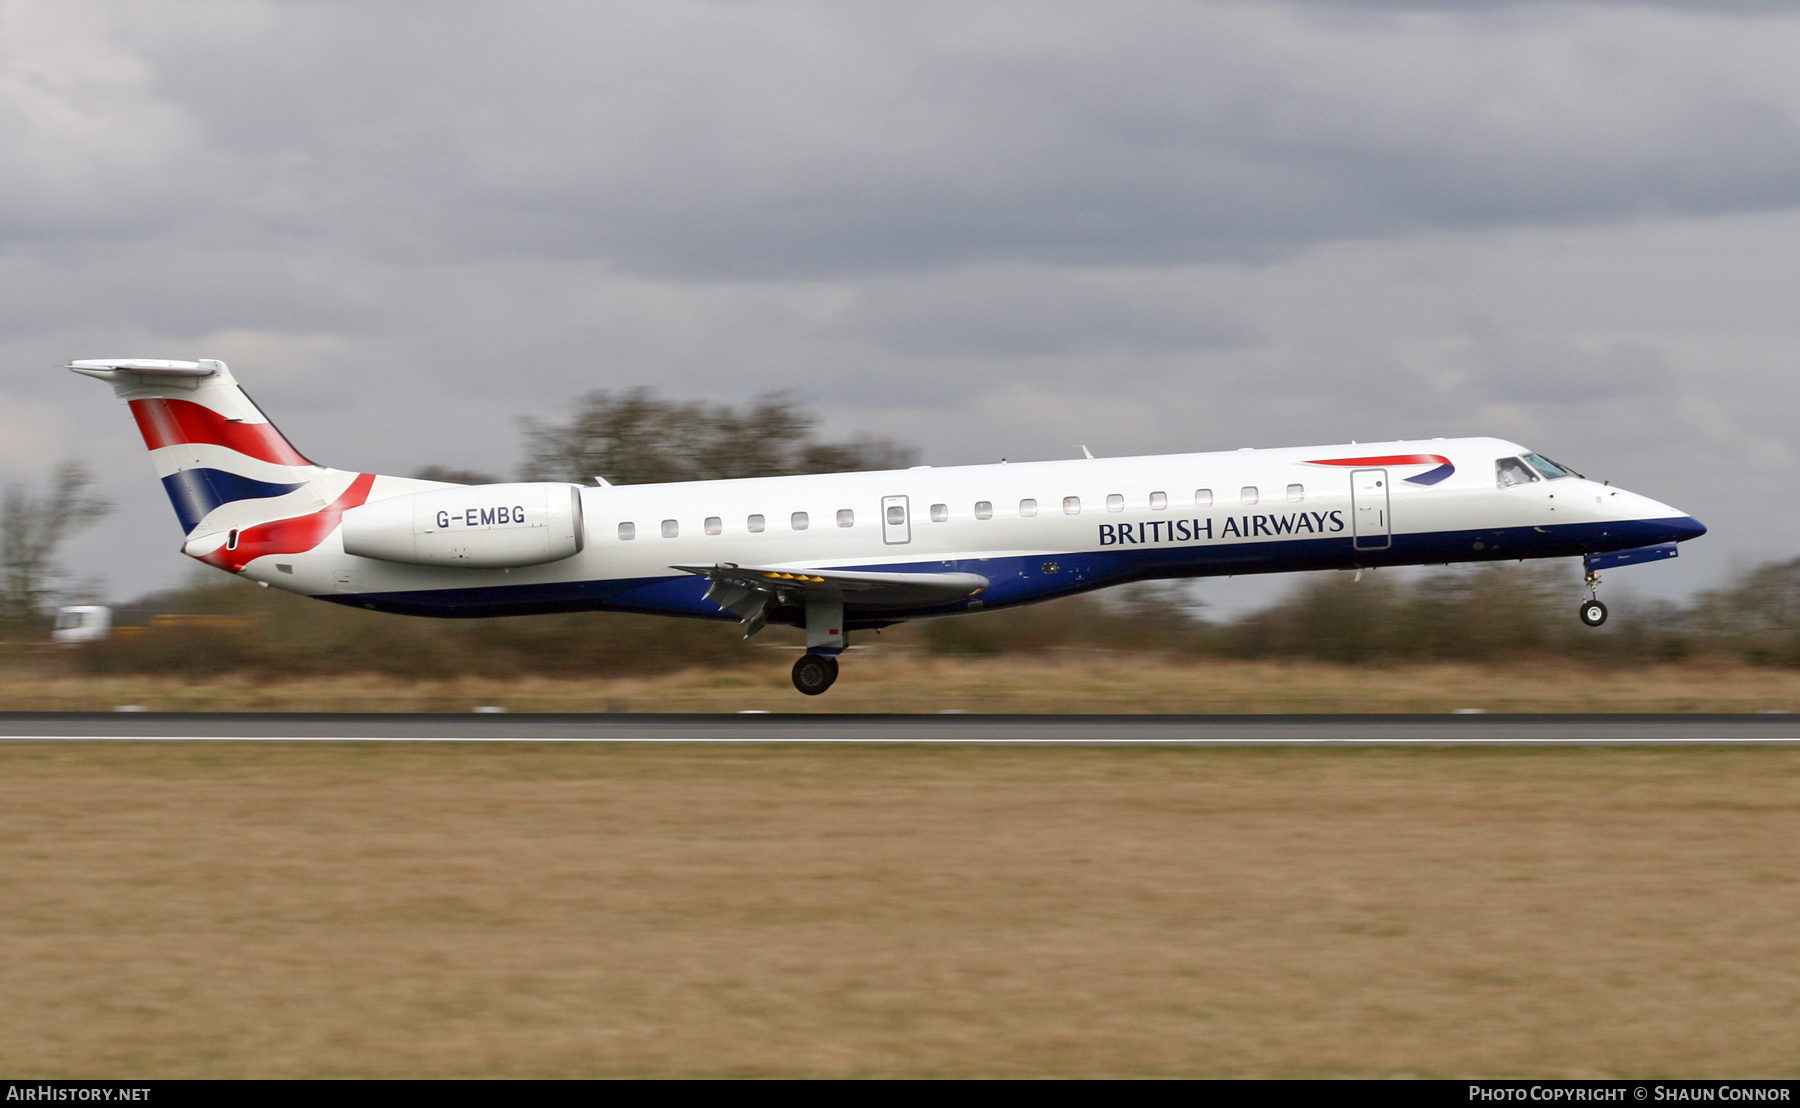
[1,712,1798,743]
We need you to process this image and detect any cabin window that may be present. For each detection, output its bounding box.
[1496,457,1537,488]
[1149,491,1167,510]
[1195,488,1213,508]
[1287,483,1304,502]
[975,501,993,520]
[792,511,809,530]
[661,519,678,538]
[704,516,722,536]
[747,514,765,533]
[1106,493,1124,513]
[930,503,948,522]
[837,509,854,528]
[1019,499,1038,517]
[618,522,636,541]
[1523,453,1575,480]
[1241,486,1258,505]
[1063,496,1081,515]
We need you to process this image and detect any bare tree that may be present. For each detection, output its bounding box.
[0,463,111,628]
[518,389,917,485]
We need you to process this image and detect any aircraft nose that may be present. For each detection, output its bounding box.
[1666,514,1707,542]
[1614,487,1706,544]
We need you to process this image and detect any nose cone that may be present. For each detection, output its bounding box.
[1638,495,1705,543]
[1608,486,1707,545]
[1665,514,1707,542]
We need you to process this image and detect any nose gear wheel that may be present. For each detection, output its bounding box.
[1576,566,1609,628]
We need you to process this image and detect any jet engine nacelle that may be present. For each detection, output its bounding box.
[341,483,586,568]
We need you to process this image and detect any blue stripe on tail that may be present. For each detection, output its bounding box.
[161,469,306,533]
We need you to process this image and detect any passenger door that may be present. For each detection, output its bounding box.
[881,495,911,545]
[1351,469,1391,551]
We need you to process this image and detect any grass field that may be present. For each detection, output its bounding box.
[2,741,1797,1077]
[6,655,1800,713]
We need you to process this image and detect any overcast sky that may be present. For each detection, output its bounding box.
[4,0,1798,609]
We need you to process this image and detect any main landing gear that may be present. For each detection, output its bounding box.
[792,653,839,696]
[790,596,846,695]
[1578,567,1608,627]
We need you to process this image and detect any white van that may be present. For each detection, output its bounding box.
[51,605,112,644]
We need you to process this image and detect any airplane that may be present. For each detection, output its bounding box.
[70,358,1706,695]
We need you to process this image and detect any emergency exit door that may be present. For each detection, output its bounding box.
[881,495,911,544]
[1351,469,1391,551]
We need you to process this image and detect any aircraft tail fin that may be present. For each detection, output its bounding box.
[68,359,364,548]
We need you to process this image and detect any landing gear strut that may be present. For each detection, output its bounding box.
[1579,567,1608,628]
[792,596,845,695]
[792,653,839,695]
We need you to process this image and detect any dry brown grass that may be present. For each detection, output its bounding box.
[6,654,1800,713]
[1,742,1798,1077]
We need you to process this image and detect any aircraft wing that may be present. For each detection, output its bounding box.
[672,562,989,637]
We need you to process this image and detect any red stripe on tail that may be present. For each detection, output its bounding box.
[198,473,376,574]
[130,398,312,467]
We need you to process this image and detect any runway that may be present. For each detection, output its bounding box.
[2,712,1798,743]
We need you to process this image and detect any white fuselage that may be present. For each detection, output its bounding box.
[231,435,1701,626]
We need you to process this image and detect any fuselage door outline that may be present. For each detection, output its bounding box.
[1351,469,1391,552]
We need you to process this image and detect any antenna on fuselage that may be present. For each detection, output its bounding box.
[1077,445,1096,459]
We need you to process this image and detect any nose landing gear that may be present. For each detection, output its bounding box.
[1578,567,1608,627]
[792,653,839,695]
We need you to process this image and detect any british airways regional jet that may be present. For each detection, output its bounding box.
[72,358,1706,695]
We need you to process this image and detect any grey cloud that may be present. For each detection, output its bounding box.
[1455,338,1675,405]
[836,266,1261,358]
[0,4,208,240]
[0,241,375,336]
[35,1,1792,279]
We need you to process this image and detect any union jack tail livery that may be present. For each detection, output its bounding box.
[69,359,391,572]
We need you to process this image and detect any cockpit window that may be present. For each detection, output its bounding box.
[1496,457,1538,488]
[1522,453,1578,480]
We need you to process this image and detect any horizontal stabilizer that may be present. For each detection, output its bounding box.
[69,359,220,378]
[1584,543,1678,572]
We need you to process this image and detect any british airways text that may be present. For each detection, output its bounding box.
[1098,511,1345,546]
